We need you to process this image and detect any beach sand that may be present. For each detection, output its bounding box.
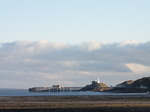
[0,95,150,112]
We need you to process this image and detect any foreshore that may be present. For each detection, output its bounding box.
[0,95,150,112]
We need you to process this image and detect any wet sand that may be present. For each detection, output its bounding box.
[0,95,150,112]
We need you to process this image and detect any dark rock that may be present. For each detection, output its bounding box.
[116,80,134,88]
[131,77,150,89]
[110,77,150,93]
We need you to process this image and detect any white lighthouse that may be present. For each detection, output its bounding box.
[97,78,100,83]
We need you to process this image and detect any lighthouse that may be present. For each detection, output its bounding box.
[97,78,100,83]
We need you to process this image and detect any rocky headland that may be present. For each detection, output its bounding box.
[80,80,112,91]
[80,77,150,93]
[109,77,150,93]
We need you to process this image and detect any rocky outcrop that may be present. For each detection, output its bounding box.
[80,81,111,91]
[111,77,150,93]
[131,77,150,89]
[116,80,134,88]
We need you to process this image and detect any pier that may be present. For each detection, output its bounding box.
[29,86,83,92]
[49,87,83,92]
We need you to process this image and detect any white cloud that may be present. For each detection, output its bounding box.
[0,40,150,88]
[79,40,106,51]
[119,40,140,47]
[126,63,150,74]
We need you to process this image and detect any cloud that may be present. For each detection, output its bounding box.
[126,63,150,74]
[119,40,140,46]
[0,40,150,88]
[79,40,106,51]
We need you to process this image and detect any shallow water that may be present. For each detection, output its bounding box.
[0,89,148,96]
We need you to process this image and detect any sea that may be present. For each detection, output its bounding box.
[0,89,148,96]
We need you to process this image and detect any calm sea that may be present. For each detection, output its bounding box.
[0,89,148,96]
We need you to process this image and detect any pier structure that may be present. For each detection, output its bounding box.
[29,86,83,92]
[49,87,83,92]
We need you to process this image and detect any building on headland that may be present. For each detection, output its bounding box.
[80,78,113,91]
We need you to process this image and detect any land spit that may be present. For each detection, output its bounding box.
[0,95,150,112]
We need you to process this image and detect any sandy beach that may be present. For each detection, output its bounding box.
[0,95,150,112]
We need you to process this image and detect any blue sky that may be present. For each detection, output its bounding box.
[0,0,150,44]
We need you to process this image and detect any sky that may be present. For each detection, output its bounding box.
[0,0,150,43]
[0,0,150,88]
